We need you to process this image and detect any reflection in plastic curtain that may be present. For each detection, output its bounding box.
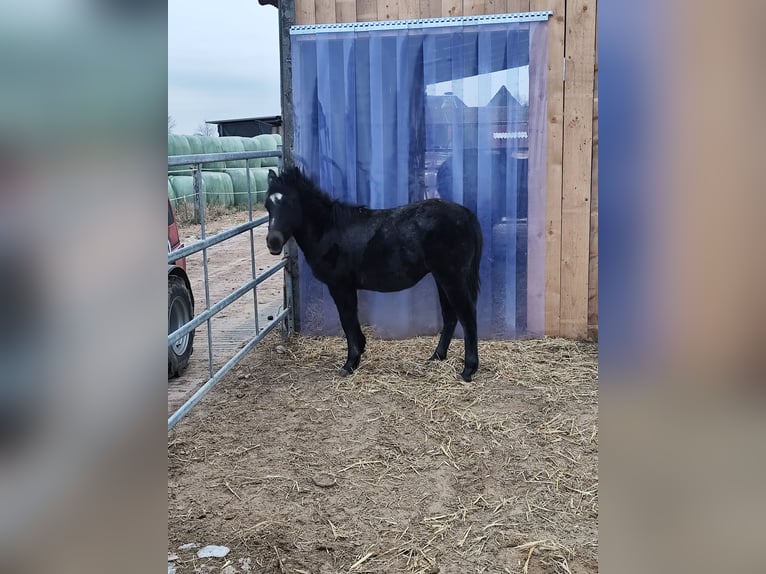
[291,19,548,339]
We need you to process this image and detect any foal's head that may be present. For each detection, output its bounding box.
[265,169,302,255]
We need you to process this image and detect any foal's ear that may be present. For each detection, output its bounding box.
[268,169,278,185]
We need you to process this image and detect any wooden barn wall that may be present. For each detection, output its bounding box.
[290,0,598,339]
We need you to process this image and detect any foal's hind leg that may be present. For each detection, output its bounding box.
[430,282,458,361]
[432,276,479,382]
[455,299,479,382]
[329,284,366,375]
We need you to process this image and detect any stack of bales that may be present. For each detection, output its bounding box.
[167,133,281,209]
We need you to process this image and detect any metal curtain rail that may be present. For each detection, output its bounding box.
[290,11,554,35]
[168,149,282,166]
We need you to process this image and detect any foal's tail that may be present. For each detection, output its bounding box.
[468,215,483,302]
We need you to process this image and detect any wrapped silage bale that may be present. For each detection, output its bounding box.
[218,137,247,168]
[225,168,259,207]
[201,172,234,207]
[168,134,193,174]
[169,175,199,205]
[186,134,206,155]
[197,136,226,169]
[240,137,263,168]
[255,134,280,167]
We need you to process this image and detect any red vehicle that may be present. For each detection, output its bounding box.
[168,199,195,377]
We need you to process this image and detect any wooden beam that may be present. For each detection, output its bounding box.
[315,0,336,23]
[336,0,357,22]
[295,0,316,24]
[560,0,597,339]
[356,0,377,21]
[529,0,564,336]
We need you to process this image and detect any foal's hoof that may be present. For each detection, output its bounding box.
[460,369,475,382]
[338,368,352,377]
[429,352,446,361]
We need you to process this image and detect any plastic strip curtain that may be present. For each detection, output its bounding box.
[291,19,548,339]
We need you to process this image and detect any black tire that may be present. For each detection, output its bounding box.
[168,274,194,378]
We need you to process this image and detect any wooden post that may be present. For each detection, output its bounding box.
[279,0,302,333]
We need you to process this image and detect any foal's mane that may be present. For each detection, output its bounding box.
[276,167,365,225]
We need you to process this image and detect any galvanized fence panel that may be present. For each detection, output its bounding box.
[167,148,293,431]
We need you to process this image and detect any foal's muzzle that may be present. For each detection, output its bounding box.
[266,230,285,255]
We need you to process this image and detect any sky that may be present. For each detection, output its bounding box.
[168,0,281,135]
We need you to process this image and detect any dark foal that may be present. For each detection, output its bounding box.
[265,168,483,381]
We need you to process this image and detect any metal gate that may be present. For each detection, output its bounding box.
[167,149,295,431]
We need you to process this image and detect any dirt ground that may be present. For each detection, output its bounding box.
[168,207,285,415]
[168,331,598,574]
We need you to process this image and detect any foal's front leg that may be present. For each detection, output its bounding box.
[328,285,366,375]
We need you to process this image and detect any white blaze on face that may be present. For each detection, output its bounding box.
[268,192,283,228]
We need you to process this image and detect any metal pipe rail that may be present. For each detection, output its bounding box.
[168,259,286,347]
[168,216,268,263]
[167,147,292,431]
[168,149,282,166]
[168,308,290,430]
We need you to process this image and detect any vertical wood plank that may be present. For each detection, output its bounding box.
[356,0,377,21]
[315,0,336,23]
[530,0,564,336]
[560,0,597,339]
[526,20,548,335]
[420,0,442,18]
[399,0,420,19]
[378,0,400,20]
[463,0,488,16]
[336,0,357,22]
[442,0,463,17]
[485,0,506,15]
[295,0,316,24]
[506,0,530,14]
[588,27,598,341]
